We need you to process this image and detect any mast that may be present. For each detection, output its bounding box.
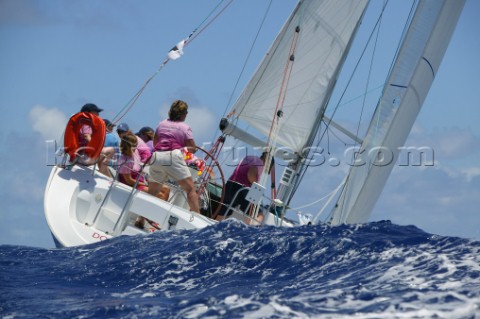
[279,2,369,207]
[327,0,466,225]
[222,0,369,207]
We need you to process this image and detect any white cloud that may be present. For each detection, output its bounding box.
[432,128,478,158]
[29,105,68,141]
[373,163,480,239]
[185,106,217,145]
[408,124,480,159]
[461,167,480,182]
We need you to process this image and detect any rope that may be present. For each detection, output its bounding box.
[257,21,301,190]
[210,0,273,143]
[289,1,391,202]
[265,25,300,148]
[251,5,306,219]
[187,0,235,45]
[318,0,390,144]
[111,0,235,124]
[251,20,302,220]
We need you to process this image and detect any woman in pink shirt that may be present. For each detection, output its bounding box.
[117,133,148,191]
[148,100,200,213]
[216,152,267,220]
[118,133,162,231]
[136,126,155,153]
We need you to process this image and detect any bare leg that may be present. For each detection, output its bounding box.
[97,147,114,178]
[148,181,161,197]
[147,181,168,201]
[159,184,170,201]
[177,177,200,213]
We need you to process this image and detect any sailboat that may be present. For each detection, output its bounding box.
[44,0,465,247]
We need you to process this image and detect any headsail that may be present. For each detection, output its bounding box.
[229,0,369,154]
[327,0,466,225]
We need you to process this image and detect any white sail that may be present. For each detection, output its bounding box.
[328,0,466,225]
[230,0,368,153]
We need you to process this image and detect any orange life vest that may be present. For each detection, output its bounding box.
[64,112,106,163]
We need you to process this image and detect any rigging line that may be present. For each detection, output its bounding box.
[265,24,300,148]
[223,0,273,115]
[112,0,234,124]
[290,184,343,210]
[327,1,391,220]
[266,6,307,208]
[187,0,235,45]
[293,82,384,192]
[112,63,167,124]
[188,0,229,39]
[230,1,304,123]
[325,122,352,146]
[384,0,418,85]
[317,0,390,146]
[288,2,390,201]
[258,22,300,197]
[366,0,416,159]
[261,42,298,192]
[354,1,383,147]
[209,0,273,143]
[335,84,384,109]
[298,83,383,178]
[335,0,418,222]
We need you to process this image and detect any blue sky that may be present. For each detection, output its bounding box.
[0,0,479,248]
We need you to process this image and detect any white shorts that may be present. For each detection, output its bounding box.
[148,149,191,183]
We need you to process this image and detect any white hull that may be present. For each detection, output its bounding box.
[44,165,292,247]
[44,165,217,247]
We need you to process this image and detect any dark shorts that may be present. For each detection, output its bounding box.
[218,180,250,216]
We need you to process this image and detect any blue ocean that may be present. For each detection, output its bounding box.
[1,220,479,318]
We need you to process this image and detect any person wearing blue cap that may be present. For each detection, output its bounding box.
[103,119,119,148]
[116,122,130,134]
[101,119,119,169]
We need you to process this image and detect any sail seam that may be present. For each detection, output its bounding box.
[421,57,435,77]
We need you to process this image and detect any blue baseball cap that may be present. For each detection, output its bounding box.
[117,123,130,133]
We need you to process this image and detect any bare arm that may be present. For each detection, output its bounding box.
[184,139,197,153]
[247,166,258,185]
[120,173,146,188]
[83,133,92,144]
[153,132,158,148]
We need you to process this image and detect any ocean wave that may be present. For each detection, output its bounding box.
[1,220,479,318]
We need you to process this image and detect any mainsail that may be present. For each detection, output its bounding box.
[327,0,466,225]
[229,0,369,154]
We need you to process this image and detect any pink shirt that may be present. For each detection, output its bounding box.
[154,119,193,151]
[146,140,154,152]
[79,124,92,146]
[136,136,151,163]
[118,152,145,183]
[229,156,264,187]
